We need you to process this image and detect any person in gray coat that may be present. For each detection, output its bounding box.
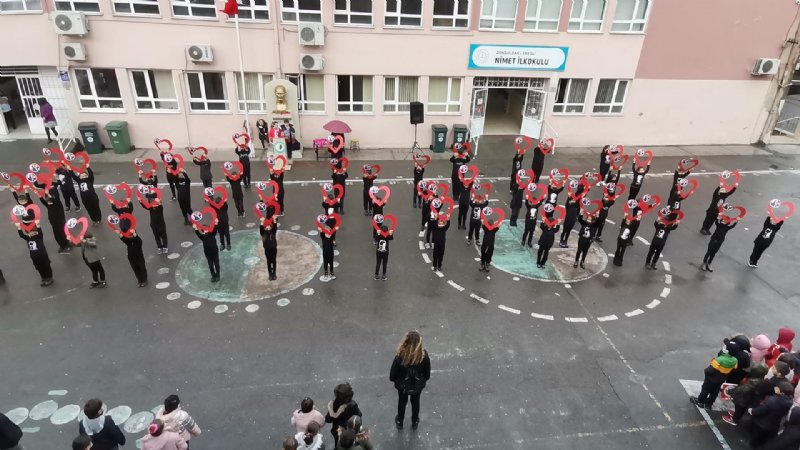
[81,232,106,288]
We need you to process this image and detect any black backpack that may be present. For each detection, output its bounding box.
[402,365,424,395]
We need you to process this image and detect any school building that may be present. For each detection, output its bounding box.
[0,0,798,154]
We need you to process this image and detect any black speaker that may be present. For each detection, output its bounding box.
[410,101,424,125]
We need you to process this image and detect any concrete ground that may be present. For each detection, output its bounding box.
[1,136,799,449]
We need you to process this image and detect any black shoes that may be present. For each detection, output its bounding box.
[395,416,403,430]
[40,278,54,287]
[595,237,603,243]
[573,262,578,268]
[412,420,419,430]
[580,262,585,269]
[700,229,711,235]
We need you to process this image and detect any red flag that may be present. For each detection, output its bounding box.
[220,0,238,15]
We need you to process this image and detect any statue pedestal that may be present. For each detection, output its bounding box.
[262,79,303,160]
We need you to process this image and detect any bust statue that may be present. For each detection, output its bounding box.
[274,85,288,113]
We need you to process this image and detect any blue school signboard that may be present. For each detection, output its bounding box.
[468,44,569,71]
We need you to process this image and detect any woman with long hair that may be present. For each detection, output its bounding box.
[389,330,431,430]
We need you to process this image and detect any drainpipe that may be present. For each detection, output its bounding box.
[759,5,800,144]
[273,18,283,78]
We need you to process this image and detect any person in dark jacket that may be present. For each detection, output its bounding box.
[39,186,71,253]
[701,209,742,272]
[193,215,220,282]
[431,218,450,272]
[750,215,785,268]
[389,330,431,430]
[256,119,268,150]
[480,214,499,272]
[331,160,348,215]
[57,164,80,212]
[690,341,739,409]
[175,171,192,225]
[537,204,560,269]
[628,161,650,200]
[457,175,472,230]
[530,141,547,184]
[81,232,106,288]
[193,153,213,188]
[162,152,178,201]
[509,176,524,227]
[226,165,246,218]
[374,226,393,280]
[116,219,148,287]
[362,165,377,216]
[235,144,251,188]
[259,209,278,281]
[0,412,23,450]
[598,145,612,180]
[723,363,768,425]
[573,213,597,269]
[559,180,585,248]
[325,383,362,446]
[412,160,425,208]
[139,187,168,254]
[510,147,524,192]
[700,184,737,235]
[270,166,285,215]
[745,384,795,447]
[645,208,680,270]
[207,189,230,251]
[467,190,487,246]
[15,212,53,286]
[449,148,470,198]
[79,398,126,450]
[521,187,542,248]
[75,167,102,225]
[761,407,800,450]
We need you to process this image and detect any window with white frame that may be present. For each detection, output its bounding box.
[337,75,373,112]
[172,0,215,17]
[186,72,228,111]
[281,0,321,22]
[524,0,561,31]
[113,0,157,14]
[428,77,461,113]
[334,0,372,25]
[236,73,274,112]
[568,0,605,31]
[0,0,42,13]
[236,0,269,21]
[54,0,99,13]
[286,74,325,112]
[593,79,628,114]
[384,0,422,27]
[432,0,468,28]
[612,0,649,32]
[553,78,589,113]
[480,0,517,30]
[74,68,123,110]
[384,76,418,112]
[130,70,178,111]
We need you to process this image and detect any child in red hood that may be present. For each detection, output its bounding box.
[766,327,796,367]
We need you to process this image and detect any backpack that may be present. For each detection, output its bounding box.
[402,366,424,395]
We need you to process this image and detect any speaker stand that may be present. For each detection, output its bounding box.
[404,123,424,160]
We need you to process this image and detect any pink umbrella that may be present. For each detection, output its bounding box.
[323,120,352,134]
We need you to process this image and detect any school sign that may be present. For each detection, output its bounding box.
[468,44,569,71]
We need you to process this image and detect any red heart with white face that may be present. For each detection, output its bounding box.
[10,203,42,232]
[677,178,699,199]
[163,153,185,176]
[515,169,534,190]
[327,135,344,155]
[610,154,629,171]
[416,180,429,200]
[719,170,741,191]
[524,183,547,205]
[678,158,700,173]
[190,207,218,233]
[136,185,163,209]
[471,181,493,202]
[255,199,281,226]
[610,144,625,155]
[603,182,626,201]
[27,172,53,199]
[451,142,471,156]
[232,132,251,149]
[266,155,287,174]
[514,136,534,155]
[580,198,603,217]
[538,138,555,155]
[256,180,281,203]
[567,179,589,202]
[154,138,173,153]
[658,208,685,226]
[541,205,566,227]
[204,185,228,209]
[134,158,158,177]
[361,164,381,178]
[1,171,29,193]
[718,204,747,224]
[321,183,343,206]
[103,182,133,209]
[638,194,662,215]
[768,199,796,223]
[316,213,341,235]
[623,199,642,222]
[329,156,350,173]
[369,185,391,206]
[431,196,455,221]
[548,168,569,188]
[64,217,89,246]
[582,171,603,187]
[426,181,449,200]
[43,147,65,166]
[458,165,479,187]
[412,153,431,168]
[107,212,138,238]
[634,149,654,167]
[189,146,209,161]
[64,151,90,174]
[372,213,398,238]
[222,161,244,181]
[480,206,505,231]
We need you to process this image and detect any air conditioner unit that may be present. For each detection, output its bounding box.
[300,54,324,71]
[51,11,89,36]
[298,23,324,46]
[752,58,781,76]
[63,43,87,61]
[186,44,213,63]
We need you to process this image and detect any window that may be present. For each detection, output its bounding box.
[432,0,468,28]
[337,75,373,112]
[186,72,228,111]
[113,0,157,14]
[480,0,517,30]
[54,0,99,13]
[130,70,178,111]
[236,73,274,112]
[0,0,42,13]
[384,0,422,27]
[568,0,605,31]
[612,0,649,32]
[237,0,270,20]
[593,79,628,114]
[524,0,560,31]
[286,74,325,112]
[281,0,321,22]
[553,78,589,113]
[428,77,461,113]
[334,0,371,25]
[74,68,123,110]
[384,76,418,112]
[171,0,215,18]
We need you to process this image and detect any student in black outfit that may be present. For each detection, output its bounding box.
[467,190,487,246]
[425,198,440,248]
[479,214,499,272]
[613,200,641,267]
[138,167,158,188]
[320,217,339,280]
[701,184,737,235]
[510,148,524,192]
[139,187,168,254]
[110,197,134,216]
[537,204,560,268]
[260,216,278,281]
[270,166,285,215]
[749,215,785,268]
[530,142,547,184]
[362,164,377,216]
[559,180,585,248]
[573,213,598,269]
[57,164,80,211]
[457,179,471,230]
[209,191,231,251]
[628,161,650,200]
[509,178,524,227]
[412,160,425,208]
[226,165,245,218]
[669,168,693,201]
[449,148,471,198]
[193,154,213,189]
[375,226,393,280]
[193,216,220,282]
[625,198,644,246]
[595,183,623,243]
[521,187,543,247]
[545,178,564,207]
[431,218,450,272]
[75,167,102,225]
[646,208,681,270]
[331,160,348,215]
[599,145,612,180]
[419,183,431,231]
[175,171,192,225]
[235,143,251,188]
[161,152,178,201]
[16,214,53,286]
[256,118,268,150]
[80,232,106,288]
[702,210,742,272]
[605,159,622,185]
[38,185,71,253]
[116,219,148,287]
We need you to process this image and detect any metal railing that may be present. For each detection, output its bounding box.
[541,120,560,154]
[774,116,800,136]
[56,119,77,152]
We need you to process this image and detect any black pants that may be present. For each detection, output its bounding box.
[421,206,430,228]
[61,187,80,209]
[363,188,372,213]
[750,239,771,264]
[522,221,536,245]
[537,243,552,265]
[87,260,105,282]
[480,241,494,265]
[219,223,230,247]
[468,220,481,241]
[697,376,723,408]
[452,177,462,199]
[167,175,177,198]
[458,206,468,228]
[703,239,724,264]
[413,186,421,207]
[646,243,664,266]
[45,126,58,141]
[205,251,220,278]
[323,248,334,273]
[50,220,70,249]
[201,178,212,189]
[151,223,168,249]
[425,221,435,244]
[129,257,147,283]
[732,403,748,421]
[510,207,521,226]
[575,239,591,264]
[532,161,544,184]
[375,252,388,275]
[265,247,277,277]
[560,216,577,244]
[233,192,244,216]
[335,185,345,213]
[432,241,445,269]
[3,110,16,129]
[748,424,776,448]
[701,209,716,232]
[177,195,192,221]
[277,184,285,212]
[241,160,251,187]
[396,389,421,423]
[81,192,102,223]
[613,238,628,266]
[628,185,641,201]
[627,221,640,244]
[32,255,52,280]
[596,214,608,238]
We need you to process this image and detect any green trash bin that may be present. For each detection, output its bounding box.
[452,124,469,147]
[431,124,448,153]
[78,122,103,154]
[105,120,133,154]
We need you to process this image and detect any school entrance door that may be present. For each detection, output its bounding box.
[471,77,547,139]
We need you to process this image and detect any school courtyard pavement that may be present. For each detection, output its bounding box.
[0,136,799,449]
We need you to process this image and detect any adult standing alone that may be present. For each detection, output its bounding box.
[38,98,58,143]
[0,95,16,131]
[389,330,431,431]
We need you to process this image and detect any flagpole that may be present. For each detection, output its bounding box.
[233,11,255,154]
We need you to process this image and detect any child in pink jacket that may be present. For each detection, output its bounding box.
[291,397,326,433]
[142,420,187,450]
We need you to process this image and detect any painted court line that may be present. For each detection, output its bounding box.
[531,312,555,320]
[664,274,672,285]
[597,315,618,322]
[418,241,425,250]
[606,219,616,225]
[694,406,732,450]
[636,236,650,245]
[660,287,671,298]
[625,309,644,317]
[470,293,489,304]
[565,317,589,323]
[646,299,661,309]
[447,280,465,292]
[663,261,671,272]
[498,304,521,315]
[435,270,444,278]
[422,253,431,264]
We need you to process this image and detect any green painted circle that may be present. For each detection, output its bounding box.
[175,229,322,302]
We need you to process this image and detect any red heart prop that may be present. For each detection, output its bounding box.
[541,205,566,227]
[321,183,344,206]
[524,183,547,205]
[190,207,218,233]
[538,138,555,155]
[361,164,381,178]
[610,154,629,171]
[64,217,89,246]
[204,185,228,209]
[638,194,662,215]
[431,196,455,221]
[329,156,350,173]
[255,199,281,226]
[103,182,133,209]
[416,180,429,200]
[603,182,626,202]
[624,200,643,222]
[412,154,431,168]
[222,160,244,181]
[719,170,741,191]
[43,147,65,166]
[64,151,90,174]
[480,206,505,230]
[515,169,534,190]
[548,168,569,188]
[368,185,391,206]
[580,198,603,217]
[136,185,163,209]
[372,213,398,238]
[658,208,685,227]
[768,199,796,223]
[610,144,625,155]
[567,179,590,202]
[154,138,174,153]
[327,135,345,155]
[134,158,158,176]
[514,136,534,155]
[634,149,654,167]
[232,132,251,149]
[582,171,603,187]
[1,171,29,193]
[28,172,54,199]
[266,155,288,174]
[189,146,209,161]
[316,213,341,236]
[426,181,449,200]
[452,142,471,155]
[677,178,699,200]
[471,182,493,202]
[10,203,42,232]
[678,158,700,173]
[107,212,138,238]
[718,204,747,224]
[256,180,281,203]
[458,165,479,187]
[164,153,185,176]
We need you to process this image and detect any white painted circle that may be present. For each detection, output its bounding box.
[124,411,154,434]
[29,401,58,420]
[334,250,340,256]
[302,288,314,296]
[107,405,132,425]
[166,292,181,301]
[20,426,39,433]
[6,408,28,425]
[187,300,202,309]
[214,305,229,314]
[513,277,520,281]
[277,298,290,307]
[50,404,80,425]
[180,241,193,248]
[246,222,256,228]
[157,267,170,275]
[319,275,330,282]
[155,282,170,290]
[245,304,260,313]
[244,256,260,266]
[167,253,180,259]
[290,225,300,231]
[308,230,319,236]
[333,261,340,268]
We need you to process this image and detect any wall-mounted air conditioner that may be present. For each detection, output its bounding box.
[186,44,213,63]
[752,58,781,75]
[300,54,324,71]
[52,11,89,36]
[298,23,324,46]
[63,43,87,61]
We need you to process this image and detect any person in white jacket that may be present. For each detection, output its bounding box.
[155,395,201,447]
[294,421,324,450]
